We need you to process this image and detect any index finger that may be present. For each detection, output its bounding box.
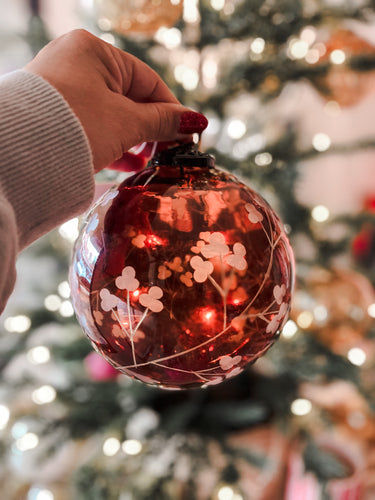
[113,46,180,104]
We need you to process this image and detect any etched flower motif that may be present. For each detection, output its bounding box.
[199,231,211,242]
[266,316,280,334]
[158,265,172,280]
[100,288,118,312]
[200,232,230,259]
[205,377,224,386]
[101,189,119,207]
[190,256,214,283]
[180,271,193,287]
[115,266,140,291]
[191,240,205,254]
[273,284,286,305]
[87,213,99,233]
[226,243,247,270]
[245,203,263,223]
[139,286,164,313]
[167,257,183,272]
[132,234,146,248]
[219,355,242,371]
[276,301,288,320]
[93,310,104,326]
[225,366,243,379]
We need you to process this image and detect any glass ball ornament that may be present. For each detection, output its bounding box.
[95,0,183,37]
[70,146,294,389]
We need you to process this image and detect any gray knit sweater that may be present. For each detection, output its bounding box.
[0,70,95,312]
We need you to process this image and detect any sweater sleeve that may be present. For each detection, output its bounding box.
[0,69,95,313]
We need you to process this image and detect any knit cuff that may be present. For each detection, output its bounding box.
[0,70,95,249]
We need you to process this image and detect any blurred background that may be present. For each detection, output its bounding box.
[1,0,375,499]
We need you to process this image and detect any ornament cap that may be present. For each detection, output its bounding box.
[152,143,215,168]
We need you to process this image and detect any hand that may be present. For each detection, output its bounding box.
[24,29,208,172]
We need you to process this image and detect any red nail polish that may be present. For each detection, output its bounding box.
[179,111,208,134]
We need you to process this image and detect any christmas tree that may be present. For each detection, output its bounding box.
[1,0,375,498]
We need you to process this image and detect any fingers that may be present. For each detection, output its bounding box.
[129,101,208,143]
[117,50,180,104]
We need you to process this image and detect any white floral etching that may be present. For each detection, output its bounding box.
[91,199,291,385]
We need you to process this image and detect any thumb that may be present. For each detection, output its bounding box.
[131,102,208,144]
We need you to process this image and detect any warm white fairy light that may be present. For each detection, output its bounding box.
[44,294,61,312]
[11,421,28,439]
[254,152,272,166]
[251,37,265,54]
[4,315,31,333]
[202,58,218,89]
[155,27,181,49]
[211,0,225,10]
[312,132,331,152]
[300,26,317,45]
[59,300,74,317]
[122,439,142,455]
[330,49,346,65]
[347,347,366,366]
[15,432,39,451]
[305,49,320,64]
[368,303,375,318]
[281,320,298,339]
[27,346,51,365]
[0,405,10,430]
[296,311,313,329]
[28,487,55,500]
[174,64,199,90]
[103,437,121,456]
[183,0,200,23]
[227,119,246,140]
[100,33,115,45]
[311,204,330,223]
[291,398,312,416]
[288,39,309,59]
[217,485,243,500]
[313,305,328,323]
[97,17,112,31]
[32,385,57,405]
[58,281,71,299]
[58,218,79,242]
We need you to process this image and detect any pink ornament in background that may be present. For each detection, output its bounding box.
[70,145,294,389]
[84,351,119,381]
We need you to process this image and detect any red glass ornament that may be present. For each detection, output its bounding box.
[70,147,294,389]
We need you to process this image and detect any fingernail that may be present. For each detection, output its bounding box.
[178,111,208,134]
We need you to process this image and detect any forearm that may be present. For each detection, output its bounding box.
[0,69,95,312]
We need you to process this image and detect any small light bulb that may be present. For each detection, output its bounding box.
[122,439,142,455]
[4,315,31,333]
[59,218,79,242]
[347,347,366,366]
[330,49,346,65]
[44,294,62,312]
[291,398,312,416]
[15,432,39,451]
[103,437,121,456]
[312,133,331,152]
[282,320,298,339]
[311,205,330,223]
[227,119,246,140]
[32,385,56,405]
[296,311,313,329]
[27,346,51,365]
